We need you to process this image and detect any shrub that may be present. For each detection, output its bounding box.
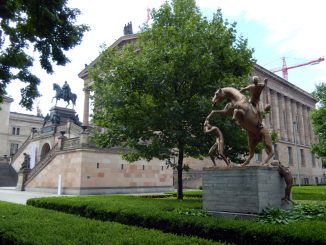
[28,195,326,245]
[0,201,220,244]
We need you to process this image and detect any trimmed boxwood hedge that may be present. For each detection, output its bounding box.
[27,195,326,245]
[0,201,221,244]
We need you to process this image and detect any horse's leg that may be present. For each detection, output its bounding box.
[261,128,274,165]
[232,108,245,125]
[207,103,233,120]
[241,133,259,166]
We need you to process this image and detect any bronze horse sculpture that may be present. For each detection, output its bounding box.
[206,87,274,166]
[52,83,77,108]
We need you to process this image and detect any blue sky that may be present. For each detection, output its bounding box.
[6,0,326,119]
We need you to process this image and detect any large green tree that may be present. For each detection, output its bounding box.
[311,82,326,158]
[0,0,89,109]
[90,0,255,199]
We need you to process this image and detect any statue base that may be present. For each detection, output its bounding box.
[16,168,31,191]
[202,165,292,215]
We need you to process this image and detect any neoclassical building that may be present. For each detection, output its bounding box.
[0,96,44,161]
[253,65,322,185]
[79,33,323,186]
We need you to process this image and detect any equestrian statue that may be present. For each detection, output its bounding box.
[206,76,274,166]
[52,81,77,108]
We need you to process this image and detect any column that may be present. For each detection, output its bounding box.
[297,103,305,145]
[291,100,298,144]
[278,94,286,141]
[83,86,90,126]
[302,105,309,146]
[271,90,280,133]
[285,97,294,142]
[306,108,314,145]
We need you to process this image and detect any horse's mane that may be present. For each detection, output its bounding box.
[220,87,246,100]
[53,83,60,89]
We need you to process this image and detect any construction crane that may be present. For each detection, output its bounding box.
[270,56,325,80]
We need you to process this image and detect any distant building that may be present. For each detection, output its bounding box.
[79,34,323,187]
[0,96,43,161]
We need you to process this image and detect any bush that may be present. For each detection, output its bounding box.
[27,195,326,245]
[0,201,220,245]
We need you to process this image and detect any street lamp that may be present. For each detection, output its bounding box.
[293,121,301,186]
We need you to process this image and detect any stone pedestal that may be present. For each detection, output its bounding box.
[203,165,292,215]
[16,169,31,191]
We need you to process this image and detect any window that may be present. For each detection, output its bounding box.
[273,144,279,160]
[288,147,293,165]
[300,149,305,166]
[10,143,19,155]
[255,153,262,163]
[12,127,20,135]
[311,153,316,167]
[315,177,319,184]
[304,178,309,185]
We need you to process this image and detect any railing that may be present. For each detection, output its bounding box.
[24,143,58,185]
[10,135,31,164]
[62,137,80,150]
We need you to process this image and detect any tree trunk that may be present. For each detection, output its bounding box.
[177,143,184,200]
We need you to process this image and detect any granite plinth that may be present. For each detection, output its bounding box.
[203,165,292,214]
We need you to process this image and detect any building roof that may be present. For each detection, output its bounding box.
[78,33,316,103]
[78,34,138,80]
[2,96,14,103]
[254,63,316,102]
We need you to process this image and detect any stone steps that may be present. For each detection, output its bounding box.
[0,162,18,187]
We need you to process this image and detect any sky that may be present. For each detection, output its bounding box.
[6,0,326,120]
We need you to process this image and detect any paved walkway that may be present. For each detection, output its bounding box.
[0,187,58,204]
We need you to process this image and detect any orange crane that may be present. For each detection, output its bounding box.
[270,56,325,80]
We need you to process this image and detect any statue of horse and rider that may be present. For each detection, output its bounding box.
[206,76,274,167]
[52,81,77,108]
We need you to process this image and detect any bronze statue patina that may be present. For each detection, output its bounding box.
[271,160,294,204]
[52,81,77,108]
[20,153,30,170]
[206,80,274,166]
[203,120,229,166]
[240,76,270,128]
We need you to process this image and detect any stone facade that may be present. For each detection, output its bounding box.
[10,119,173,195]
[252,65,323,185]
[25,149,172,195]
[203,166,292,214]
[0,96,44,162]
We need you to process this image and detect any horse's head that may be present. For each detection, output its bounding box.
[53,83,60,91]
[212,89,225,107]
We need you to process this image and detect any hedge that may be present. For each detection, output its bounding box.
[0,201,221,245]
[27,195,326,245]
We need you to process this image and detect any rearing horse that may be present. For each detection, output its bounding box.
[207,87,274,166]
[51,83,77,108]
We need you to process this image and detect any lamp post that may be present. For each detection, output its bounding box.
[293,121,301,186]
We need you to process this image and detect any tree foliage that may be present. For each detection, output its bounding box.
[0,0,89,109]
[311,82,326,158]
[90,0,255,199]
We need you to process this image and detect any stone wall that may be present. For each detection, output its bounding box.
[25,148,173,195]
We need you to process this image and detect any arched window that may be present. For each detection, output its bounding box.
[40,143,51,160]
